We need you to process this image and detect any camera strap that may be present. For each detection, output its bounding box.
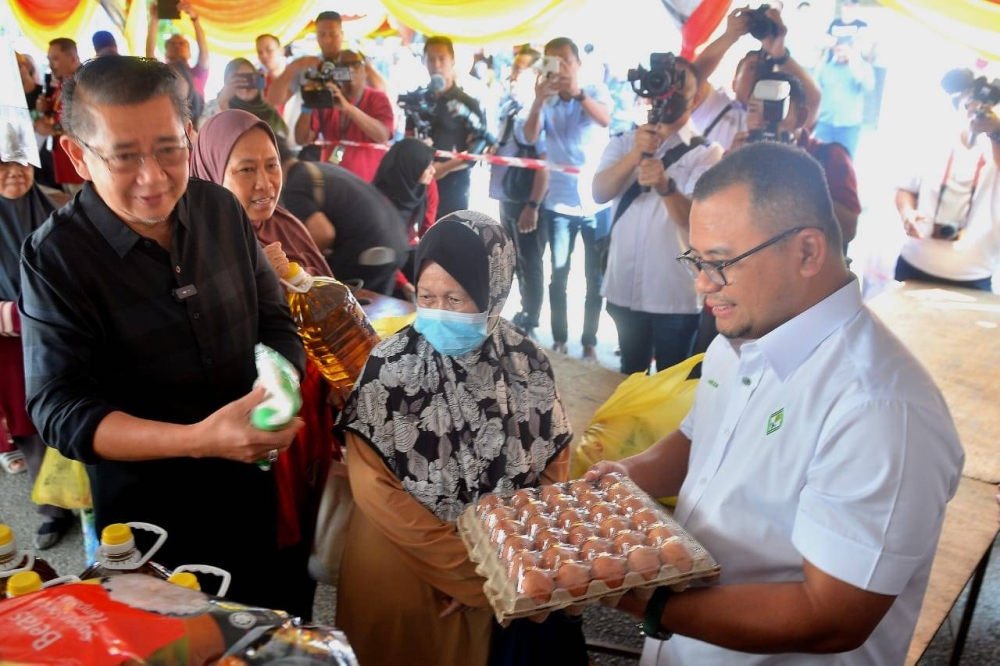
[610,135,707,229]
[934,148,987,228]
[703,103,733,139]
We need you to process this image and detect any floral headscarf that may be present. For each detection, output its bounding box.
[337,211,572,522]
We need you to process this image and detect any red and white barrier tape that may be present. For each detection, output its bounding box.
[316,139,582,174]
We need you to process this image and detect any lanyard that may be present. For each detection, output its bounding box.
[935,147,987,227]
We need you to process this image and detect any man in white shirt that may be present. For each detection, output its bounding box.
[593,58,723,374]
[588,142,964,664]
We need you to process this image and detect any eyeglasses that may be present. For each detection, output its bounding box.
[676,226,816,287]
[75,135,191,175]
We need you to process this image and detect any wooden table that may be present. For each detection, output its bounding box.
[868,281,1000,484]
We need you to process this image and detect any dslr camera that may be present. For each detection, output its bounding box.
[747,77,793,144]
[745,4,780,41]
[628,53,688,125]
[301,61,353,108]
[398,87,437,139]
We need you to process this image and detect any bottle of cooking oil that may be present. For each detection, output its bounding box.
[0,524,59,598]
[79,522,171,581]
[283,262,380,404]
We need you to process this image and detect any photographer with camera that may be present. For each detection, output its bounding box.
[691,5,821,151]
[204,58,288,139]
[295,50,394,182]
[593,55,723,374]
[520,37,612,362]
[894,70,1000,290]
[146,1,210,98]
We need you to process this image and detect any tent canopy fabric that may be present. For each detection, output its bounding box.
[878,0,1000,61]
[9,0,101,53]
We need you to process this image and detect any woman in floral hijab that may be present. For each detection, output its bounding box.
[335,211,575,666]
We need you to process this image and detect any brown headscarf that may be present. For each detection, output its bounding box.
[190,109,330,277]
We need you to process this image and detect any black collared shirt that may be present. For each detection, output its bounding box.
[19,179,304,605]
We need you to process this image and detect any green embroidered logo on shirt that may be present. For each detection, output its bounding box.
[707,379,719,388]
[766,408,784,435]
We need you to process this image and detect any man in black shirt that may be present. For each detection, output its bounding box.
[422,36,489,217]
[19,56,304,610]
[277,139,407,294]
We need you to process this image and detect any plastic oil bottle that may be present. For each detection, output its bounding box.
[0,524,59,598]
[79,522,171,581]
[283,262,380,403]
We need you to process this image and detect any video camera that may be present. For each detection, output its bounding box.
[747,77,793,144]
[301,61,353,109]
[627,53,688,125]
[745,4,780,41]
[397,85,438,139]
[941,68,1000,115]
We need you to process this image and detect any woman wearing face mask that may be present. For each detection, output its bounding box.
[335,212,586,666]
[205,58,288,139]
[190,109,334,620]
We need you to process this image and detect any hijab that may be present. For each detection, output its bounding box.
[190,109,330,277]
[0,177,54,301]
[372,138,434,229]
[223,58,289,139]
[338,211,573,522]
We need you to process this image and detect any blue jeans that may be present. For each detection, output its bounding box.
[607,302,699,374]
[814,122,861,158]
[894,256,993,291]
[544,209,602,346]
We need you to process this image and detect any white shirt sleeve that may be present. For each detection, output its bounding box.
[515,115,546,152]
[671,143,725,198]
[791,396,963,595]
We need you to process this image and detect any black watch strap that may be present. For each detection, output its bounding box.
[525,200,540,209]
[641,586,674,640]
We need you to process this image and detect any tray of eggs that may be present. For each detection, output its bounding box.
[457,473,720,622]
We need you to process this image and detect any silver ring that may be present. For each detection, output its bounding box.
[267,449,278,463]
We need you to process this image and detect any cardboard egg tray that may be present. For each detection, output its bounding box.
[457,476,720,623]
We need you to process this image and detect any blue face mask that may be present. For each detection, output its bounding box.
[414,307,489,357]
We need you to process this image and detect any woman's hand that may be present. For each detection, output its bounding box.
[583,460,630,483]
[263,242,290,278]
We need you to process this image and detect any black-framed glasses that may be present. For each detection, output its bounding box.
[676,226,817,287]
[75,135,191,175]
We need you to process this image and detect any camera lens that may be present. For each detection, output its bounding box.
[937,224,958,240]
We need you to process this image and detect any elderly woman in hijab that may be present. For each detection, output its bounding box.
[204,58,288,139]
[336,212,586,666]
[371,137,439,300]
[190,109,334,619]
[0,154,75,542]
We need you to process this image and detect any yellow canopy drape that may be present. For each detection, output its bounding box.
[9,0,101,53]
[379,0,585,44]
[878,0,1000,61]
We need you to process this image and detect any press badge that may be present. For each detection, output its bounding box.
[328,146,345,164]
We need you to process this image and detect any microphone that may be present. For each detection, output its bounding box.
[429,74,447,94]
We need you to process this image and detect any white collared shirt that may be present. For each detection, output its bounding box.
[598,122,723,314]
[642,280,964,666]
[690,87,747,152]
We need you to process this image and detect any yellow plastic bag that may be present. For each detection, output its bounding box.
[571,353,704,481]
[371,313,416,339]
[31,447,92,510]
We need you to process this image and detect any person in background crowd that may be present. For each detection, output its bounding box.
[692,5,821,152]
[92,30,119,57]
[20,56,303,611]
[16,53,43,120]
[191,109,338,620]
[335,212,585,666]
[0,147,75,546]
[267,11,387,110]
[170,61,205,131]
[894,71,1000,290]
[146,0,210,97]
[204,58,289,139]
[491,45,549,339]
[813,37,874,158]
[275,138,407,294]
[34,38,83,194]
[295,49,394,181]
[589,142,963,665]
[593,58,723,375]
[371,138,439,300]
[256,34,287,107]
[421,36,491,217]
[521,36,612,362]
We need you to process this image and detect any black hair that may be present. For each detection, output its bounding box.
[515,45,541,62]
[49,37,78,55]
[544,37,579,60]
[61,56,190,141]
[256,33,281,46]
[424,36,455,59]
[316,11,342,23]
[693,142,842,248]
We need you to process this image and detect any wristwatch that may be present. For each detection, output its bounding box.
[655,178,677,197]
[770,48,791,66]
[641,586,674,640]
[525,200,540,209]
[573,90,587,102]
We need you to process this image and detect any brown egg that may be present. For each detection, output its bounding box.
[555,508,585,530]
[605,483,631,503]
[546,494,576,514]
[517,500,548,523]
[630,508,661,532]
[597,516,630,538]
[540,545,579,571]
[482,506,515,531]
[658,537,694,573]
[518,567,555,603]
[554,561,592,597]
[490,518,525,546]
[525,514,554,536]
[590,554,627,589]
[587,502,617,523]
[567,479,594,497]
[567,522,596,546]
[535,527,567,550]
[507,551,540,579]
[611,530,647,555]
[579,537,612,560]
[539,485,564,503]
[597,473,625,490]
[627,546,662,581]
[576,490,604,508]
[647,524,676,545]
[501,535,536,561]
[510,488,539,509]
[477,494,504,514]
[620,495,648,514]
